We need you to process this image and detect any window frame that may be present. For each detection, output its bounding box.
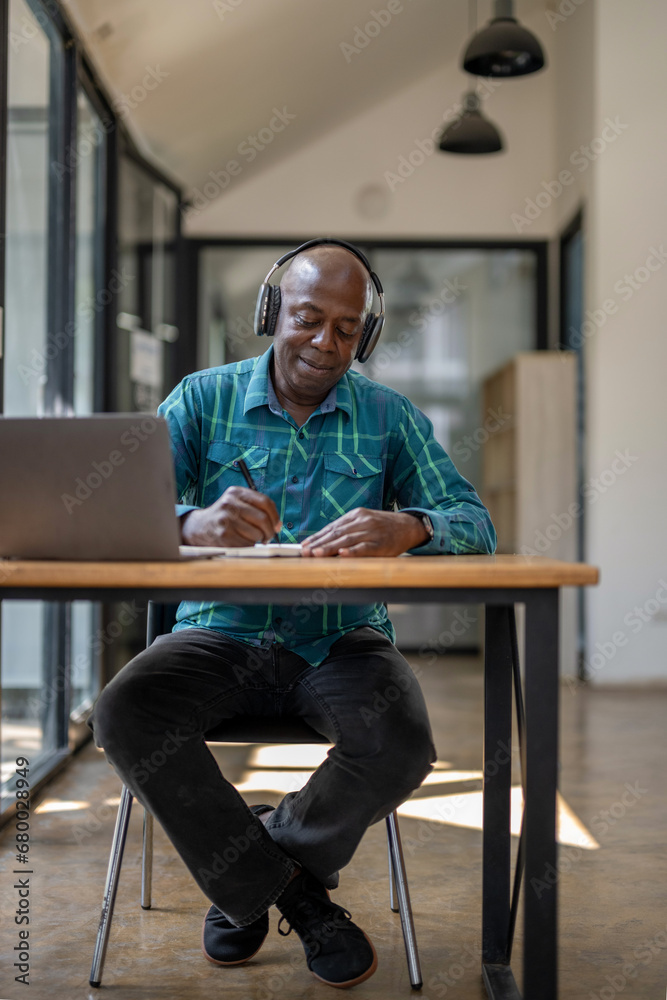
[0,0,184,826]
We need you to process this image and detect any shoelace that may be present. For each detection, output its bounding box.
[277,891,353,946]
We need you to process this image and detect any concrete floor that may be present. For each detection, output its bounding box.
[1,654,666,1000]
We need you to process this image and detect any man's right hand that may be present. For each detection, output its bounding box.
[180,487,282,546]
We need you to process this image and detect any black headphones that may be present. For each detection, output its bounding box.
[253,238,385,363]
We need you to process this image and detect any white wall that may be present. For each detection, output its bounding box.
[581,0,667,683]
[185,8,557,240]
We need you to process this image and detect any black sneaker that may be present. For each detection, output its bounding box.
[200,804,274,966]
[201,906,268,966]
[276,869,378,988]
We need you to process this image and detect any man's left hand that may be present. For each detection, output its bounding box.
[301,509,429,557]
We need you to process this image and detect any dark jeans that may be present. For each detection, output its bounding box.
[88,626,436,926]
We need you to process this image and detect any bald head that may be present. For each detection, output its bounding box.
[270,244,375,411]
[280,246,373,317]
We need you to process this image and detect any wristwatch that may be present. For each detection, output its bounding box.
[406,511,434,545]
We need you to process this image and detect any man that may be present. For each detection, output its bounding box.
[90,243,496,989]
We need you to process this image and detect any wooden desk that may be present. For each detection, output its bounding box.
[0,554,599,1000]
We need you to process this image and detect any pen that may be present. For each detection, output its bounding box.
[237,458,281,543]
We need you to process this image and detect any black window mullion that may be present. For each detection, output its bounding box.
[0,0,8,414]
[44,29,76,414]
[36,2,77,752]
[77,57,116,415]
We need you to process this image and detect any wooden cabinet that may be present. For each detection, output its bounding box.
[481,352,579,673]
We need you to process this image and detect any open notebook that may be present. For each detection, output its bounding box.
[180,543,303,559]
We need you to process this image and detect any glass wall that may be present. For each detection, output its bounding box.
[100,155,181,679]
[0,0,183,823]
[198,242,540,651]
[3,0,51,417]
[69,86,108,724]
[114,156,179,413]
[1,0,62,795]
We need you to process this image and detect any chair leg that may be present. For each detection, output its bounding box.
[141,810,154,909]
[89,785,134,987]
[386,811,422,990]
[388,836,399,912]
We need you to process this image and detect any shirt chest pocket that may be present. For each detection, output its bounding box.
[201,442,270,505]
[320,453,385,520]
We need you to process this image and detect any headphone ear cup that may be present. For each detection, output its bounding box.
[254,284,282,336]
[254,283,270,335]
[355,314,384,363]
[264,286,281,336]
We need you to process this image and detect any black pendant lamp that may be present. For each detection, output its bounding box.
[439,91,504,154]
[463,0,545,78]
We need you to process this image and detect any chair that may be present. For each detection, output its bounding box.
[90,603,422,989]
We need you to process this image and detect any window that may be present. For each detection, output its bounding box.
[69,85,109,724]
[0,0,184,823]
[113,155,180,413]
[1,0,66,803]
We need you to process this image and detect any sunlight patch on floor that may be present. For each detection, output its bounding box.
[35,799,90,814]
[397,788,599,849]
[229,745,598,849]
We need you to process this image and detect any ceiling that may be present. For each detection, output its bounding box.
[64,0,548,196]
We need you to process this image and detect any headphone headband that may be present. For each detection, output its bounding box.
[254,237,385,363]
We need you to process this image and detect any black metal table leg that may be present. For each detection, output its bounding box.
[523,589,559,1000]
[482,606,515,978]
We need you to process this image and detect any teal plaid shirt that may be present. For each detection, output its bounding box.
[158,346,496,666]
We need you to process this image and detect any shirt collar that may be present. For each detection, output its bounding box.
[244,345,353,419]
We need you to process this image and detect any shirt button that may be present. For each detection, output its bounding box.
[286,521,293,529]
[352,468,357,475]
[275,617,283,625]
[292,475,298,484]
[298,432,304,439]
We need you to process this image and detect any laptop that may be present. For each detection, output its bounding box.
[0,416,301,561]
